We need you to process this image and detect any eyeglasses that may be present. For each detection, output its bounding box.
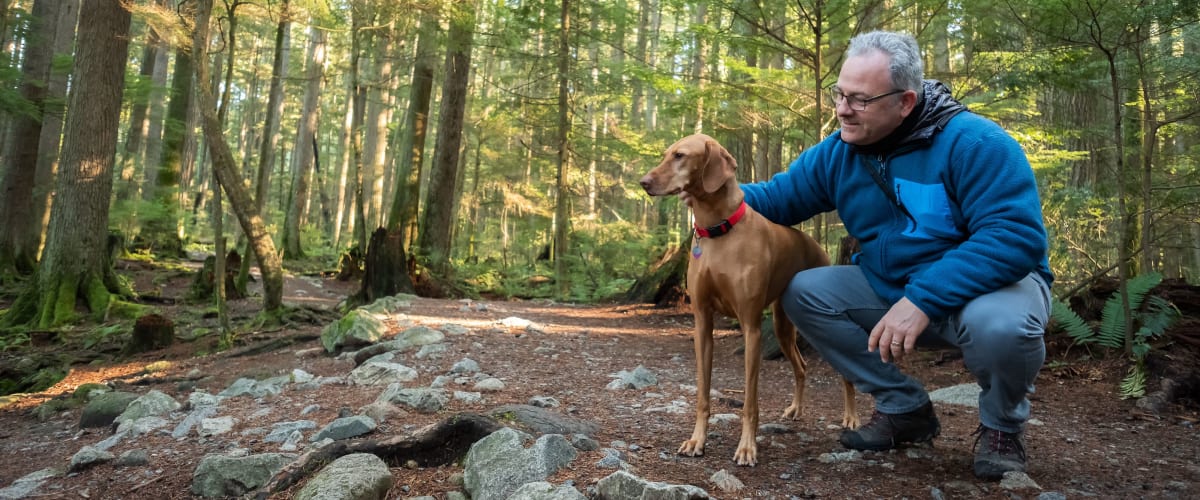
[827,86,905,111]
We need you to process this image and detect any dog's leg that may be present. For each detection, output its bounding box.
[734,311,764,466]
[840,379,860,428]
[679,309,715,458]
[773,301,808,420]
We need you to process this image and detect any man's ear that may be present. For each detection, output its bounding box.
[701,138,736,193]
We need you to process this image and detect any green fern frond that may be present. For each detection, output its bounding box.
[1119,363,1147,399]
[1136,296,1179,340]
[1098,272,1163,349]
[1050,298,1094,345]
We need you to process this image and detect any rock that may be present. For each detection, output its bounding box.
[349,359,419,385]
[218,376,290,398]
[463,428,578,500]
[1000,471,1042,490]
[321,308,388,353]
[294,453,393,500]
[529,396,560,408]
[115,449,150,467]
[376,385,449,413]
[490,404,599,436]
[69,446,115,472]
[606,366,658,390]
[199,416,236,437]
[594,470,710,499]
[450,358,481,374]
[0,468,61,499]
[474,377,506,392]
[79,391,139,428]
[929,383,982,407]
[190,453,295,498]
[311,415,377,442]
[508,481,587,500]
[265,420,318,443]
[709,469,744,492]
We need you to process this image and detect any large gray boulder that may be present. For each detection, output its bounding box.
[322,308,388,353]
[113,390,180,426]
[463,428,577,500]
[79,391,139,428]
[294,453,393,500]
[190,453,294,498]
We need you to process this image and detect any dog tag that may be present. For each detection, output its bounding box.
[691,243,702,259]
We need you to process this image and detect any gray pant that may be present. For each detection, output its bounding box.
[780,265,1051,433]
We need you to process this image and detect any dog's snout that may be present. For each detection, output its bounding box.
[639,175,654,192]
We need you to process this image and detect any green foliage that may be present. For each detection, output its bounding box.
[1050,298,1092,345]
[1098,272,1163,349]
[83,323,128,350]
[1053,272,1178,399]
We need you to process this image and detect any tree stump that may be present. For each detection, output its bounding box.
[190,251,244,300]
[623,244,689,307]
[125,313,175,354]
[354,228,415,305]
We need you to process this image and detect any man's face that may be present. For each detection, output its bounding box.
[834,51,916,146]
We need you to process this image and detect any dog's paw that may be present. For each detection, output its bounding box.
[677,440,705,457]
[781,403,803,420]
[842,413,861,429]
[733,446,758,466]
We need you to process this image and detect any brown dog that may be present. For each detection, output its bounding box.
[639,133,858,466]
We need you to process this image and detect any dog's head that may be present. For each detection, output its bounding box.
[639,133,736,197]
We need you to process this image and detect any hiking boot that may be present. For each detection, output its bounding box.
[972,424,1027,480]
[839,401,940,451]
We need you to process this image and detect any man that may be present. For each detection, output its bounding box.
[740,31,1054,480]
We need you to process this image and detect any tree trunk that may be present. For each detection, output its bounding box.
[118,5,161,197]
[553,0,572,298]
[31,0,80,262]
[351,227,415,307]
[27,0,130,327]
[237,0,290,292]
[363,25,394,229]
[142,39,194,256]
[417,5,475,284]
[386,15,436,248]
[0,0,61,278]
[193,0,284,314]
[282,26,327,259]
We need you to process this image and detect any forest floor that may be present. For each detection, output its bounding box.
[1,258,1199,499]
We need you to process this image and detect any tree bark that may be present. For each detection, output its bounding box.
[193,0,284,313]
[31,0,80,262]
[0,0,61,277]
[282,26,327,259]
[386,15,436,248]
[553,0,572,298]
[142,36,194,256]
[237,0,290,291]
[417,5,476,283]
[28,0,130,327]
[363,24,394,229]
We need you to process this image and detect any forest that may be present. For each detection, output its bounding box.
[0,0,1199,382]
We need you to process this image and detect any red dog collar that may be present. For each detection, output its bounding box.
[694,201,747,238]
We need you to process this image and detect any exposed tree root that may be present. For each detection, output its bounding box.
[253,412,503,498]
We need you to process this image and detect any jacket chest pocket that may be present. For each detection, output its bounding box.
[895,178,962,240]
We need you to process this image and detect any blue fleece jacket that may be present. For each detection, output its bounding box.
[742,81,1054,321]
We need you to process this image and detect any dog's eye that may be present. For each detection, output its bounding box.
[673,152,685,159]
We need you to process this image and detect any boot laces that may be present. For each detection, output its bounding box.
[972,424,1026,460]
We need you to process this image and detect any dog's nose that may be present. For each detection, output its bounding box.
[639,175,653,192]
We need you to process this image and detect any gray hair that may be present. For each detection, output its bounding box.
[846,31,924,98]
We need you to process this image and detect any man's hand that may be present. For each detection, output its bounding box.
[868,297,930,363]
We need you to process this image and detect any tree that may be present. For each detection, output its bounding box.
[417,2,476,284]
[5,0,131,327]
[282,25,328,259]
[552,0,572,298]
[0,0,65,278]
[192,0,285,314]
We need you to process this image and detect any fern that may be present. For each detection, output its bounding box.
[1097,272,1162,349]
[1051,298,1094,345]
[1119,363,1147,399]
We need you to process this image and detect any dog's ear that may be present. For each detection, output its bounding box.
[701,138,736,193]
